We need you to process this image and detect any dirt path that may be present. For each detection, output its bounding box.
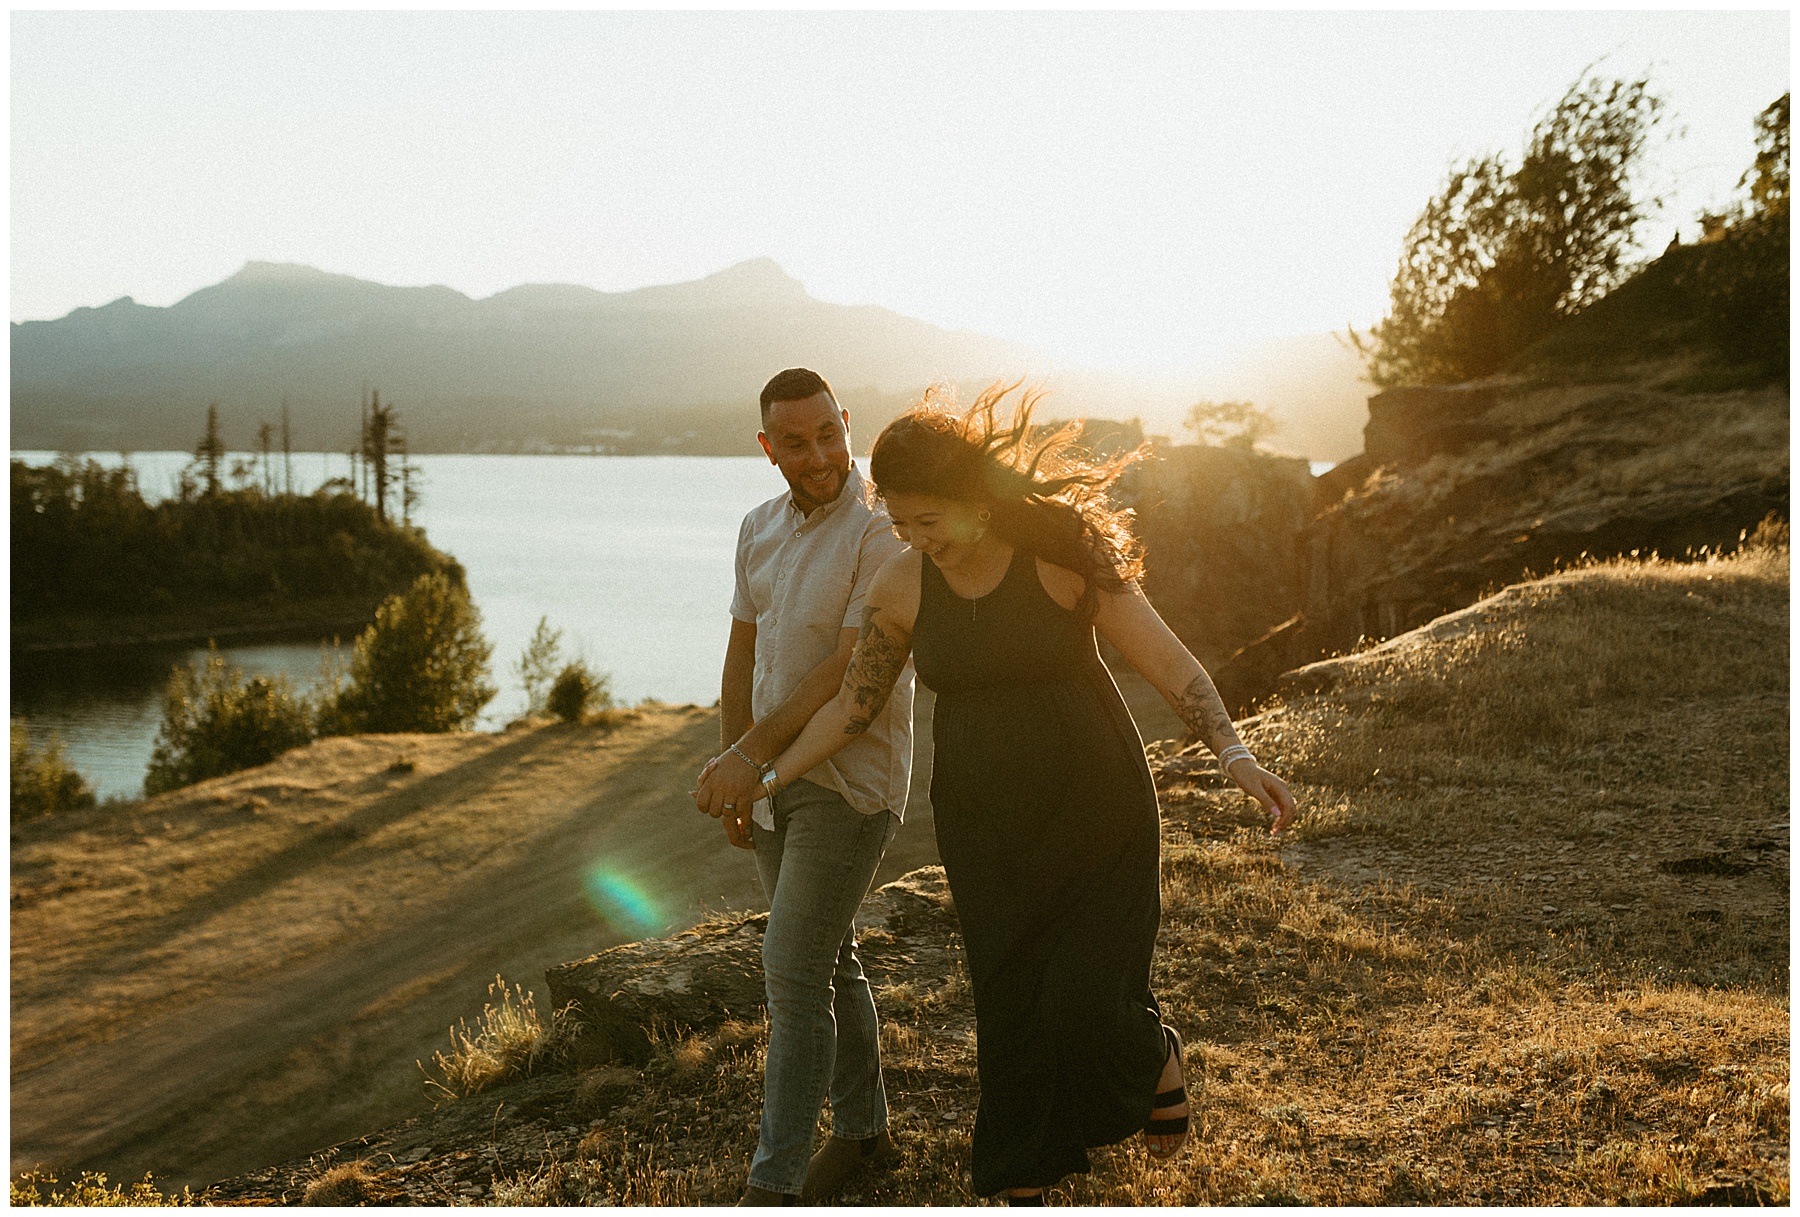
[8,704,922,1189]
[10,672,1182,1190]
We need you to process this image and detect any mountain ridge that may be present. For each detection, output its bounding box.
[14,259,1373,458]
[11,258,1061,454]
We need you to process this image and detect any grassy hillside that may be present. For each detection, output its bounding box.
[171,534,1787,1207]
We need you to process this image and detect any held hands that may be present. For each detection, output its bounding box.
[692,751,762,851]
[1226,759,1298,835]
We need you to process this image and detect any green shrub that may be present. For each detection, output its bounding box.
[10,719,96,819]
[144,646,315,795]
[547,661,610,723]
[516,615,564,717]
[327,572,496,734]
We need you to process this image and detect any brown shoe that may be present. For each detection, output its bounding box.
[800,1130,899,1203]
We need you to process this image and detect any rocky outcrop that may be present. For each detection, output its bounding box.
[1217,372,1788,690]
[1123,445,1314,710]
[545,868,960,1065]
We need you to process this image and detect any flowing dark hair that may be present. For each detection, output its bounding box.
[868,381,1148,620]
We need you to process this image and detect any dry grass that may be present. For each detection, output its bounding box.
[9,1170,197,1207]
[301,1159,379,1206]
[424,975,588,1102]
[488,1020,778,1205]
[473,541,1785,1206]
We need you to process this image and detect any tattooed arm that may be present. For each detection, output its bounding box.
[1168,666,1244,758]
[765,551,921,794]
[1093,580,1297,833]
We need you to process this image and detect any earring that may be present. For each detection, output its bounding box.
[978,508,992,522]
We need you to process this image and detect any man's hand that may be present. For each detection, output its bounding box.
[722,800,755,850]
[691,754,759,850]
[694,748,765,818]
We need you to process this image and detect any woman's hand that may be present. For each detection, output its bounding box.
[695,751,764,820]
[1228,759,1298,835]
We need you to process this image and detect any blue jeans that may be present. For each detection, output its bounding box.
[748,779,899,1195]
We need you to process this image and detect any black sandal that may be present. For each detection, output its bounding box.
[1144,1024,1189,1160]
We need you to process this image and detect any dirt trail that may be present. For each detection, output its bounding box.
[8,705,927,1189]
[10,673,1182,1190]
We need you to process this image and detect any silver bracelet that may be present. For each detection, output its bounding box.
[728,743,764,775]
[1218,744,1254,778]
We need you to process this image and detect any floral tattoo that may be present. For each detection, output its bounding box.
[1172,671,1241,756]
[844,607,909,736]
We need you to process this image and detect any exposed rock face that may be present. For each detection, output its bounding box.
[1123,444,1314,710]
[545,868,959,1065]
[1218,374,1788,691]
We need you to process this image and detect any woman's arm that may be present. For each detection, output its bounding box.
[1093,580,1297,833]
[763,551,920,798]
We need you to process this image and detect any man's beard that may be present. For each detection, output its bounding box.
[787,465,848,511]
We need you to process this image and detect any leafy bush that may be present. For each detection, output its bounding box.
[326,572,496,734]
[144,646,314,795]
[1680,94,1789,375]
[10,719,96,818]
[547,661,610,723]
[1183,399,1278,451]
[1354,73,1665,386]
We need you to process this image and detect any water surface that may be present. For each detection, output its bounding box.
[12,451,780,797]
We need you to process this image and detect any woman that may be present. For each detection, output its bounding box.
[757,385,1297,1203]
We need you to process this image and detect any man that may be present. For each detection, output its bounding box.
[693,367,915,1204]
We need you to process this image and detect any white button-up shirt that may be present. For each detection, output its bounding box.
[730,464,914,824]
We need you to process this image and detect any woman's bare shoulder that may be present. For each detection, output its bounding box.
[1032,555,1088,612]
[871,547,924,625]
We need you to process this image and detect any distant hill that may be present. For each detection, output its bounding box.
[10,259,1057,454]
[12,260,1372,460]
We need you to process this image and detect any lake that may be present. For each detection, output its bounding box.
[12,451,781,799]
[12,450,1334,799]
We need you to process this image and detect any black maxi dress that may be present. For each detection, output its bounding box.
[911,545,1170,1196]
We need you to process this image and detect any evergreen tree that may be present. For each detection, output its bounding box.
[195,403,226,497]
[281,398,294,496]
[362,390,400,524]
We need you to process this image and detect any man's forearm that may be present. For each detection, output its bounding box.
[720,621,757,750]
[721,677,754,750]
[732,628,857,767]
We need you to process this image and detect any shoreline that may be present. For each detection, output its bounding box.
[11,604,379,656]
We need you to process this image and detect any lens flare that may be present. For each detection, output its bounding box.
[583,866,664,937]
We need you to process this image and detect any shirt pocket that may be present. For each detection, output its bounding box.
[800,564,857,635]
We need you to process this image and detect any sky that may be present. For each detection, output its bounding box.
[10,10,1790,372]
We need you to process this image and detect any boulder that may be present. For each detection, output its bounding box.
[544,867,958,1065]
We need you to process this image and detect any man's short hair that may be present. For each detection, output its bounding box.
[759,368,836,420]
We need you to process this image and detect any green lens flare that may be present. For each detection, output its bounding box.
[584,867,662,937]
